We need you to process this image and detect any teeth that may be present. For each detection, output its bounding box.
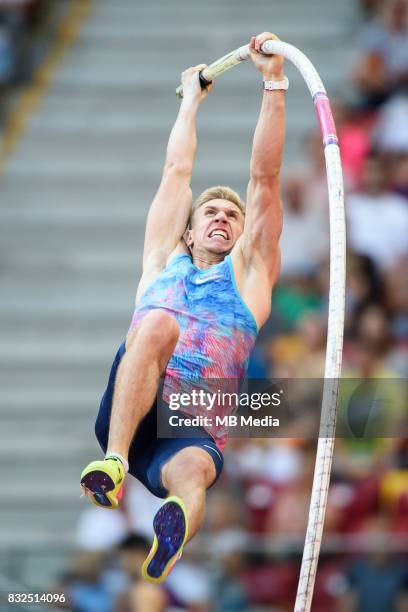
[211,231,227,239]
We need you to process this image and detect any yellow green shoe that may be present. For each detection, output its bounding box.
[142,496,188,583]
[80,457,125,509]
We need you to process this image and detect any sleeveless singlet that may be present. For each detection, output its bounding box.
[129,253,258,450]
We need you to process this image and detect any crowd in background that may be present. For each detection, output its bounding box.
[9,0,403,609]
[0,0,53,124]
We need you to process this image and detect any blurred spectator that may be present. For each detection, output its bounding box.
[380,440,408,533]
[0,8,18,85]
[292,311,327,377]
[0,4,22,122]
[209,531,249,612]
[333,97,372,190]
[280,177,328,277]
[76,506,128,552]
[312,557,350,612]
[287,131,330,216]
[352,304,392,357]
[201,489,250,609]
[205,489,245,533]
[258,442,304,487]
[373,95,408,153]
[267,311,327,378]
[359,0,380,20]
[353,0,408,108]
[58,551,115,612]
[345,253,385,335]
[243,561,298,610]
[264,445,314,536]
[386,256,408,379]
[340,515,408,612]
[386,255,408,349]
[271,276,323,333]
[343,304,403,406]
[0,1,63,125]
[346,152,408,269]
[391,153,408,197]
[166,559,212,612]
[341,554,408,611]
[116,533,167,612]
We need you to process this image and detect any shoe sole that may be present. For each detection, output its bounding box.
[80,470,118,509]
[142,496,188,583]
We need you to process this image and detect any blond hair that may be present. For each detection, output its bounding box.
[189,186,245,226]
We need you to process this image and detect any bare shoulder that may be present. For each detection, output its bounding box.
[229,238,280,328]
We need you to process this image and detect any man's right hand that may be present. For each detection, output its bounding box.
[249,32,285,81]
[181,64,213,104]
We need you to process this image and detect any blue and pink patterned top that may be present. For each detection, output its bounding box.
[129,253,258,450]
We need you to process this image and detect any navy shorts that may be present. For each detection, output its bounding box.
[95,342,224,498]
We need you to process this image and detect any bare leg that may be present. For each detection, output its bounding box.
[161,447,216,542]
[107,310,179,460]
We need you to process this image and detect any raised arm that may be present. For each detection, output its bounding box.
[240,33,286,286]
[142,66,212,273]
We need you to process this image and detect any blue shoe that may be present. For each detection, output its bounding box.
[80,458,125,509]
[142,496,188,583]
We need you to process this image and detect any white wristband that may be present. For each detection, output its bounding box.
[263,76,289,91]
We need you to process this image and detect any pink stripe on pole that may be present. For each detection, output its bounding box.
[314,92,338,146]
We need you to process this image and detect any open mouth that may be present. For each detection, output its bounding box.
[209,229,229,240]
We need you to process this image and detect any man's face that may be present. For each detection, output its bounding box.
[186,199,245,255]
